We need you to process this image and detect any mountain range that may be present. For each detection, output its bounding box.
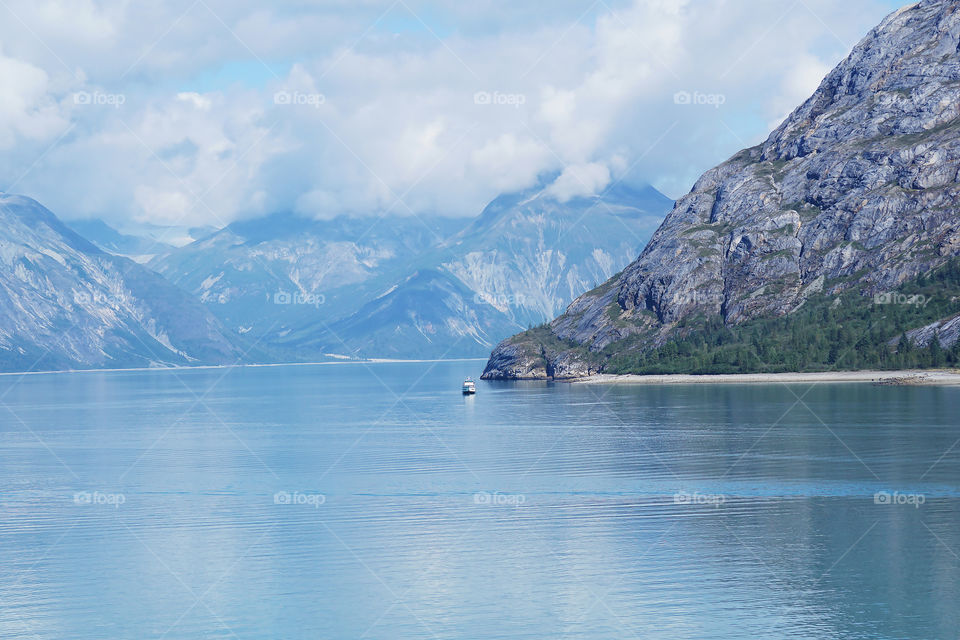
[270,183,671,358]
[0,180,671,371]
[484,0,960,379]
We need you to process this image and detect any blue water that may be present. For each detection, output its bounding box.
[1,361,958,639]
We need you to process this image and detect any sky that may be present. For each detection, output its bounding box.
[0,0,908,229]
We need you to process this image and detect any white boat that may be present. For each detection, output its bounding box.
[462,378,476,395]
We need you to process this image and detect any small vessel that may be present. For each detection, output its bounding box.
[462,378,476,395]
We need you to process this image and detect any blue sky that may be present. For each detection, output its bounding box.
[0,0,912,227]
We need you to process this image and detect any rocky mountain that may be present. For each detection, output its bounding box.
[271,183,672,358]
[484,0,960,379]
[0,194,246,372]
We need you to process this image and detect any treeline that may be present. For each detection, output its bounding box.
[605,259,960,374]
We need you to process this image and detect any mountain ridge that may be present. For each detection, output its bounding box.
[0,194,249,372]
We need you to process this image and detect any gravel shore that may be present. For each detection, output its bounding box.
[573,370,960,386]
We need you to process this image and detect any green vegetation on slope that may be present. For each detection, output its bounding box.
[603,259,960,374]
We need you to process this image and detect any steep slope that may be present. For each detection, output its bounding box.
[285,182,672,358]
[0,194,245,372]
[484,0,960,379]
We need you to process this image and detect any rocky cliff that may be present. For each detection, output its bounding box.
[484,0,960,379]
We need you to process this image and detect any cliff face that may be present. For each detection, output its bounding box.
[484,0,960,379]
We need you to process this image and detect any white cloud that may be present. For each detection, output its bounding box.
[0,52,68,149]
[468,133,551,194]
[545,163,611,202]
[767,53,835,130]
[176,92,213,111]
[0,0,906,225]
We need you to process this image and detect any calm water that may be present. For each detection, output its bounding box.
[1,361,958,639]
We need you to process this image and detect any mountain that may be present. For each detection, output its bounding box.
[0,194,246,372]
[440,182,672,326]
[148,212,468,345]
[293,268,515,359]
[67,219,175,260]
[130,221,218,248]
[149,184,672,360]
[272,182,673,358]
[483,0,960,379]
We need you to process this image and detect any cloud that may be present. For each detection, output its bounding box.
[767,53,835,130]
[545,163,611,202]
[176,92,213,111]
[0,52,68,149]
[0,0,906,226]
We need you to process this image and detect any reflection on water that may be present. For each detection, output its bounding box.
[0,362,958,639]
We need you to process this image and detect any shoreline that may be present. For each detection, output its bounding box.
[572,370,960,386]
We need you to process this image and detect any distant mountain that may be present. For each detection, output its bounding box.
[67,219,175,260]
[284,182,672,358]
[440,182,672,325]
[483,0,960,379]
[292,268,515,359]
[150,183,672,360]
[126,221,218,248]
[148,212,468,344]
[0,194,247,372]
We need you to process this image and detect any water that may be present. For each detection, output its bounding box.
[1,361,958,639]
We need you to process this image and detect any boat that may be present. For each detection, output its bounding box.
[462,378,476,395]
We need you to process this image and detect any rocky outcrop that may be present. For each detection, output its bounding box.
[904,312,960,347]
[482,342,550,380]
[484,0,960,379]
